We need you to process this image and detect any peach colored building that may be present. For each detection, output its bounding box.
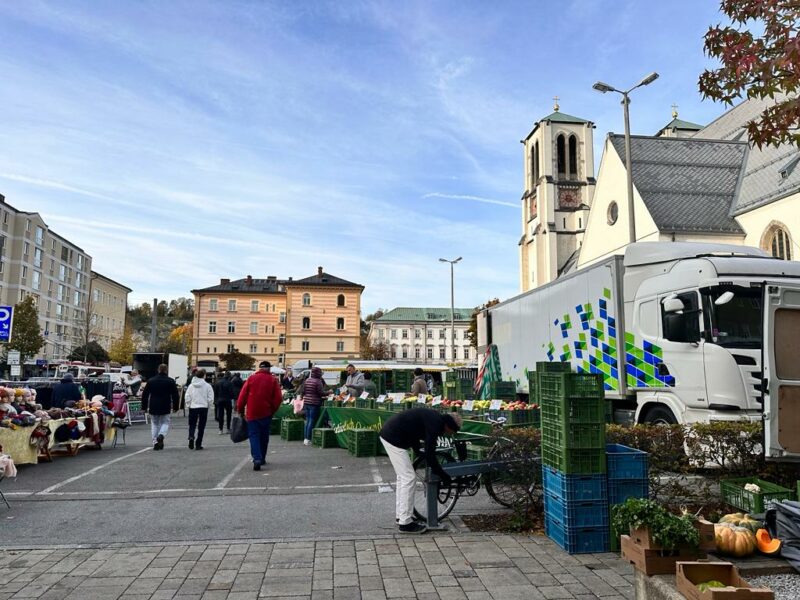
[192,268,364,370]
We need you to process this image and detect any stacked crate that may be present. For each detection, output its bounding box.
[311,428,339,449]
[487,381,517,400]
[390,370,413,393]
[280,418,304,441]
[528,361,571,405]
[606,444,649,551]
[346,429,378,457]
[445,378,475,400]
[540,371,609,554]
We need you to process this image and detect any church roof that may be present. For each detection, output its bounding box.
[692,94,800,215]
[609,134,747,235]
[541,111,589,124]
[656,117,703,135]
[375,307,474,322]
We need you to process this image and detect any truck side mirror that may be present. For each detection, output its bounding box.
[714,291,735,306]
[663,296,685,314]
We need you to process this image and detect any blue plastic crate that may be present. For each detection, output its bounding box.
[544,493,609,529]
[542,466,608,503]
[545,515,610,554]
[608,479,649,505]
[606,444,648,480]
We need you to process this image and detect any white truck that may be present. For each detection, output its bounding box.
[477,242,800,460]
[132,352,189,386]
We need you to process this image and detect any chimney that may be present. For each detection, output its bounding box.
[288,277,293,282]
[246,275,253,285]
[220,278,230,285]
[267,276,276,281]
[317,266,323,276]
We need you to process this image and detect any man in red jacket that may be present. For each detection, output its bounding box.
[236,361,283,471]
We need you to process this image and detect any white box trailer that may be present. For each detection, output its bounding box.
[478,241,800,460]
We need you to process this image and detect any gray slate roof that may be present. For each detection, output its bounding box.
[656,117,703,136]
[609,134,748,234]
[692,94,800,215]
[376,307,474,322]
[193,270,363,293]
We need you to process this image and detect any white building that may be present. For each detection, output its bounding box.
[368,308,476,364]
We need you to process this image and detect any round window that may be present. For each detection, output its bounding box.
[607,201,619,225]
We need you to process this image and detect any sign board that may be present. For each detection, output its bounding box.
[391,393,405,404]
[35,359,47,367]
[431,396,442,406]
[417,394,427,404]
[0,306,12,343]
[463,400,475,412]
[7,350,20,366]
[10,365,21,377]
[376,394,387,404]
[490,399,503,411]
[360,392,369,400]
[125,400,147,424]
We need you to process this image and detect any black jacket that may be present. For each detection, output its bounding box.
[231,375,244,398]
[52,380,82,408]
[380,408,450,479]
[214,376,234,403]
[141,374,179,416]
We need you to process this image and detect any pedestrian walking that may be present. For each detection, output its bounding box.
[141,364,180,450]
[302,366,326,445]
[363,371,378,397]
[185,368,214,450]
[410,368,428,396]
[236,361,282,471]
[379,407,462,534]
[344,363,365,396]
[214,371,234,435]
[231,372,244,400]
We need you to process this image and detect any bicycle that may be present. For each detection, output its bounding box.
[411,416,542,523]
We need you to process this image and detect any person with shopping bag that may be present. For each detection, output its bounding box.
[301,366,326,446]
[236,361,283,471]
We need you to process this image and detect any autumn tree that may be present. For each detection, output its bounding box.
[160,323,193,362]
[68,341,110,364]
[360,335,391,360]
[10,296,44,362]
[466,298,500,348]
[109,326,137,365]
[699,0,800,147]
[219,349,255,371]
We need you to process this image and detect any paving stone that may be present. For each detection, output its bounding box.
[489,586,546,600]
[332,587,360,600]
[259,577,312,597]
[474,567,529,588]
[231,573,263,593]
[539,585,576,599]
[226,593,257,600]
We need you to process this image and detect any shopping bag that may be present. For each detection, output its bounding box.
[293,396,305,416]
[230,414,249,443]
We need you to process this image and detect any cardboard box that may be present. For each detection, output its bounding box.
[676,561,774,600]
[621,535,704,576]
[696,519,716,552]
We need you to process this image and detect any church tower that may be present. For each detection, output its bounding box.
[519,100,596,292]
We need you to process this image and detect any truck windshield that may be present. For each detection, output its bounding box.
[702,285,762,349]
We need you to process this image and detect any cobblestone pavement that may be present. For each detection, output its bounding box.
[0,533,634,600]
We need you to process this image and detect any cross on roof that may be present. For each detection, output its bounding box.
[553,96,560,111]
[671,103,678,119]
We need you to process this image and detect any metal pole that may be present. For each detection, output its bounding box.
[622,92,636,244]
[450,263,455,364]
[150,298,158,352]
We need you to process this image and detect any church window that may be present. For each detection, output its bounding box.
[764,223,792,260]
[533,142,540,184]
[607,202,619,226]
[568,135,578,179]
[556,135,566,177]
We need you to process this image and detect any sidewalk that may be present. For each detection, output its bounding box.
[0,533,634,600]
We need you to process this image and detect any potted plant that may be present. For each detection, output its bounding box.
[613,498,700,553]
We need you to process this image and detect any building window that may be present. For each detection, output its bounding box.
[607,202,619,226]
[336,341,344,352]
[402,345,409,359]
[453,329,459,340]
[439,347,446,360]
[439,329,446,339]
[302,293,311,306]
[337,294,345,307]
[25,219,30,232]
[228,299,236,312]
[533,141,540,184]
[249,343,258,353]
[227,344,235,353]
[279,312,286,323]
[401,329,408,339]
[427,329,433,339]
[378,329,384,339]
[390,329,397,339]
[556,134,566,177]
[302,317,311,329]
[336,317,345,330]
[73,290,80,306]
[32,271,40,290]
[208,321,217,333]
[250,321,258,334]
[228,321,236,333]
[279,334,285,345]
[427,347,433,359]
[301,341,310,351]
[414,329,421,339]
[568,134,578,179]
[415,346,421,359]
[251,300,259,312]
[209,298,218,311]
[463,347,470,359]
[21,265,27,280]
[391,345,398,358]
[763,223,793,261]
[34,248,42,268]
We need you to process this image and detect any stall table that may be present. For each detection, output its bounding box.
[0,426,38,465]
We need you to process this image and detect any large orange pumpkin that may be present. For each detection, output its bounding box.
[718,512,762,534]
[755,528,782,556]
[714,523,757,557]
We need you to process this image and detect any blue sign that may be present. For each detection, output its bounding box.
[36,359,47,367]
[0,306,12,343]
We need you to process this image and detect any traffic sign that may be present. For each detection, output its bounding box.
[10,365,21,377]
[7,350,20,366]
[36,359,47,367]
[0,306,12,343]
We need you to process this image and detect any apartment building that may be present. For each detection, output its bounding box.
[368,307,476,365]
[192,267,364,369]
[89,272,131,350]
[0,195,92,362]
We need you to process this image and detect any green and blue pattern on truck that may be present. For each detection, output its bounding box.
[546,287,675,390]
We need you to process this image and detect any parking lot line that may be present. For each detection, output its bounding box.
[215,456,251,489]
[37,447,152,494]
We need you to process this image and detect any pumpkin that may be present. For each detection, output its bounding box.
[718,512,762,534]
[755,528,782,556]
[715,523,757,557]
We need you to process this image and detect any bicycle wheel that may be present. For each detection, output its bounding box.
[483,442,541,508]
[411,452,458,522]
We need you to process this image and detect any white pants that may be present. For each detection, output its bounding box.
[150,414,171,442]
[380,437,416,525]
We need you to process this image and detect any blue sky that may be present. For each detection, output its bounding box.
[0,0,729,313]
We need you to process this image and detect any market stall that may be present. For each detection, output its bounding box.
[0,426,39,465]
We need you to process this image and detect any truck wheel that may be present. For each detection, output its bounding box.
[641,405,677,425]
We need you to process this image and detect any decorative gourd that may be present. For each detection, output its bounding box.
[718,512,762,534]
[755,528,782,556]
[714,523,757,557]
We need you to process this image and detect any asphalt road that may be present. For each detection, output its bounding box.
[1,414,502,547]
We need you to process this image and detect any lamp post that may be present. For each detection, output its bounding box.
[592,72,659,244]
[438,257,462,364]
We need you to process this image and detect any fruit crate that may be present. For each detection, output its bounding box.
[487,381,517,400]
[608,479,649,505]
[542,444,606,475]
[355,398,374,409]
[390,371,413,392]
[544,493,609,529]
[539,372,604,400]
[536,361,573,373]
[606,444,649,480]
[280,418,304,442]
[311,428,338,449]
[346,429,378,457]
[542,466,608,502]
[270,417,282,435]
[545,515,610,554]
[466,444,491,461]
[540,396,606,426]
[541,420,605,450]
[370,372,387,396]
[528,372,540,404]
[505,407,540,426]
[720,477,795,513]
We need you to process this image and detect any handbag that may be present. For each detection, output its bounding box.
[293,396,306,416]
[229,414,249,444]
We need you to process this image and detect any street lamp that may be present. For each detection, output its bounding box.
[438,257,462,364]
[592,71,659,244]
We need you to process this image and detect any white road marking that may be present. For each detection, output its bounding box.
[368,456,393,493]
[215,456,251,489]
[37,447,152,495]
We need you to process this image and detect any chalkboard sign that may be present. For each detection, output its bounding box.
[126,400,147,424]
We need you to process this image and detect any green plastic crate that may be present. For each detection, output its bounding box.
[535,361,573,373]
[488,381,517,400]
[355,398,374,409]
[312,428,338,449]
[539,372,604,400]
[541,443,606,475]
[720,477,795,513]
[540,396,606,426]
[346,429,378,457]
[528,372,540,404]
[541,420,605,450]
[270,418,282,435]
[280,418,304,441]
[466,444,490,461]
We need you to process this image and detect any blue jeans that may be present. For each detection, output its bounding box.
[247,416,273,465]
[304,404,321,441]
